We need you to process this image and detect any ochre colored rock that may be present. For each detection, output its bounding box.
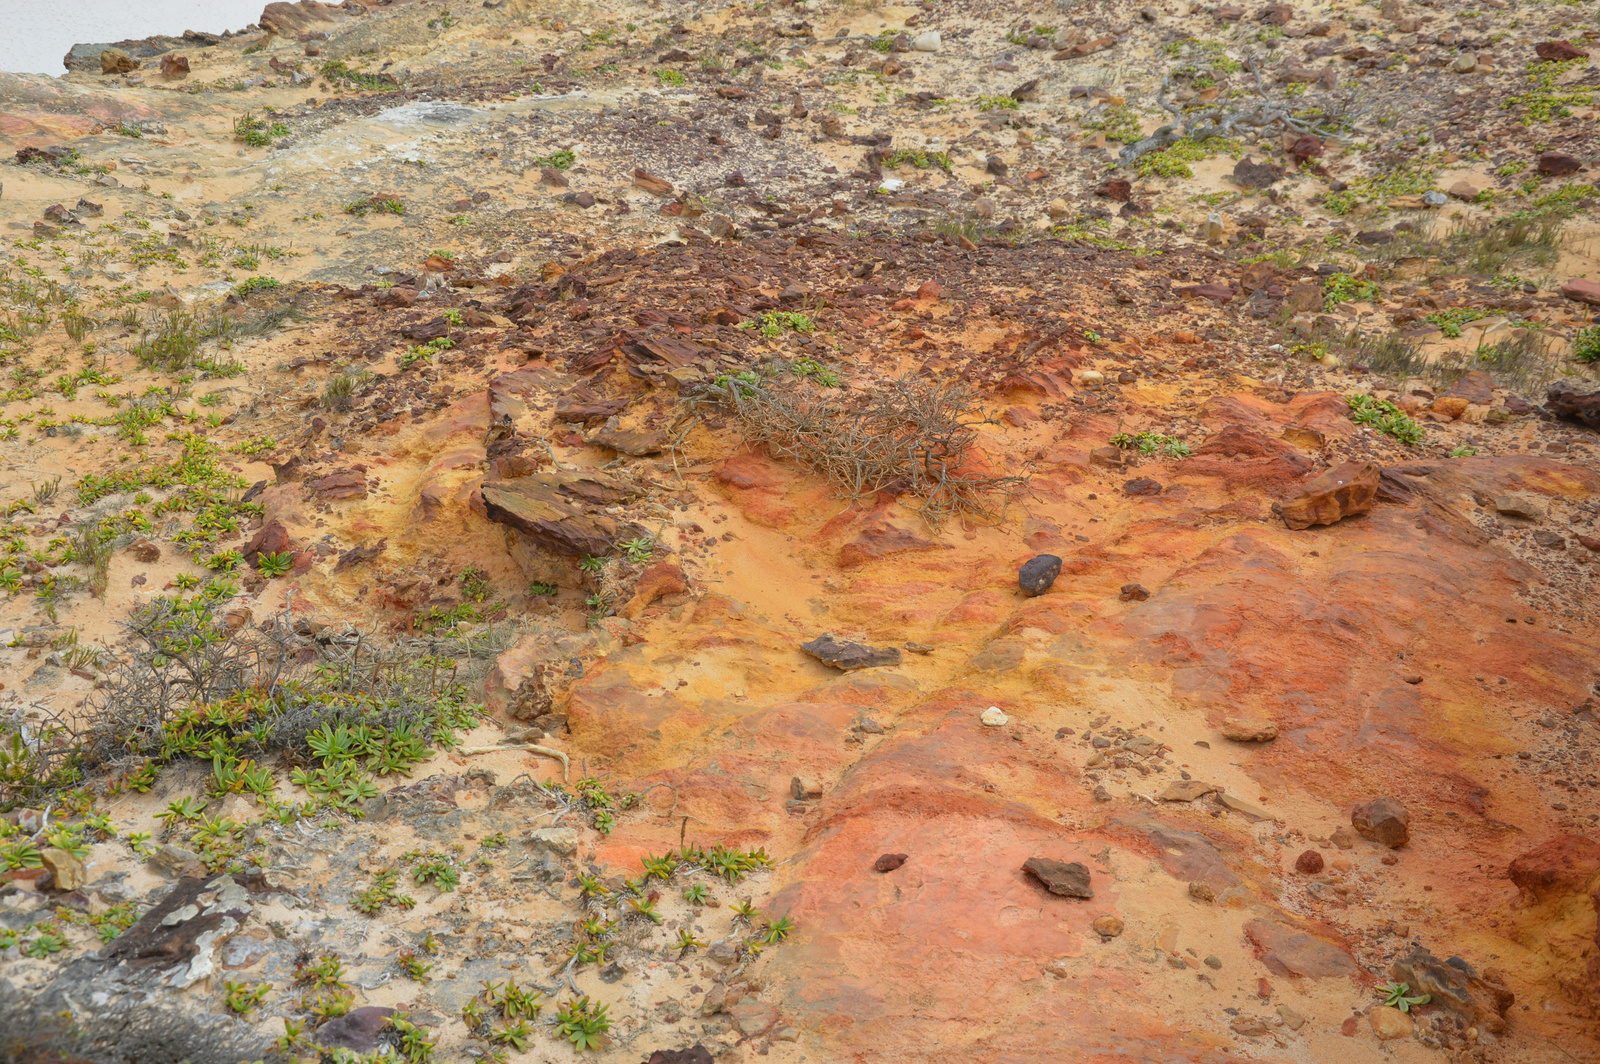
[39,848,85,891]
[1508,835,1600,901]
[1352,796,1410,848]
[1244,918,1360,978]
[1280,460,1380,529]
[1369,1006,1413,1041]
[1221,717,1278,742]
[620,561,689,618]
[100,49,138,74]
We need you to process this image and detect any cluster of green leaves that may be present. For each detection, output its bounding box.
[1110,431,1192,459]
[344,196,407,217]
[1133,136,1241,179]
[399,336,453,371]
[1081,105,1143,144]
[534,149,577,169]
[654,68,687,86]
[402,848,462,892]
[236,276,280,297]
[883,148,952,171]
[1322,272,1379,310]
[419,566,505,632]
[233,113,289,148]
[1347,394,1424,445]
[1504,59,1593,124]
[1323,156,1444,215]
[1378,981,1431,1012]
[790,355,839,387]
[320,60,398,91]
[1425,307,1488,338]
[971,94,1020,112]
[224,980,271,1013]
[740,311,816,339]
[1563,323,1600,365]
[354,869,416,914]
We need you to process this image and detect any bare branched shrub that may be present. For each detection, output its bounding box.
[679,373,1027,527]
[0,701,83,811]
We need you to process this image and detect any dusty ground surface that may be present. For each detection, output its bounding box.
[1,1,1599,1063]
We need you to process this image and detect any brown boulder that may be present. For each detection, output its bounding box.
[1535,41,1589,62]
[242,519,292,565]
[481,472,638,557]
[1508,835,1600,901]
[1022,857,1094,898]
[261,1,354,37]
[1546,379,1600,428]
[159,54,191,79]
[1390,946,1513,1033]
[1294,849,1324,874]
[1098,178,1132,202]
[125,537,161,563]
[1561,278,1600,306]
[305,471,367,499]
[1536,152,1582,177]
[1232,156,1283,189]
[1280,461,1380,530]
[633,168,675,195]
[100,49,139,74]
[1221,717,1279,742]
[1351,796,1410,848]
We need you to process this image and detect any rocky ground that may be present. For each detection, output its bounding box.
[1,1,1599,1062]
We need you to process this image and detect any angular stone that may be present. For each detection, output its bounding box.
[1219,793,1276,822]
[481,472,639,557]
[100,48,139,74]
[39,847,85,891]
[147,843,200,874]
[160,54,191,79]
[316,1007,397,1051]
[1160,779,1218,802]
[1536,152,1581,177]
[1022,857,1094,898]
[1370,1006,1413,1040]
[1018,554,1062,596]
[633,168,675,195]
[1232,156,1283,189]
[526,827,580,855]
[1536,40,1588,62]
[1281,460,1380,530]
[729,997,780,1037]
[125,537,161,563]
[1244,918,1360,978]
[1351,796,1410,848]
[1221,717,1278,742]
[1546,378,1600,428]
[1447,180,1479,201]
[1493,494,1544,520]
[1390,946,1514,1032]
[619,561,689,619]
[800,634,901,670]
[1507,835,1600,901]
[792,776,824,800]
